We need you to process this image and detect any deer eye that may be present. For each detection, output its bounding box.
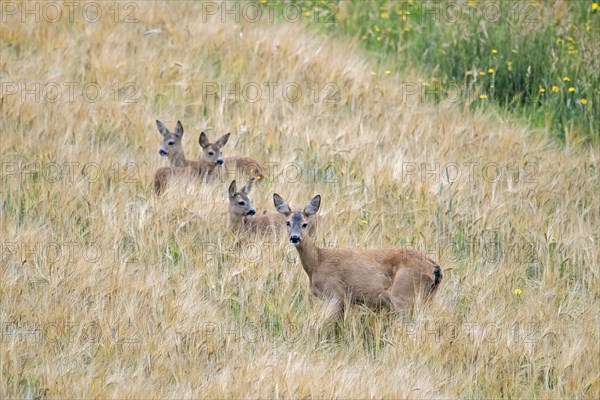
[286,221,291,227]
[237,201,245,206]
[208,151,214,156]
[168,141,175,146]
[302,223,308,229]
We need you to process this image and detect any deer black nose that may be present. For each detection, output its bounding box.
[247,209,256,216]
[216,159,224,165]
[290,235,301,244]
[159,150,167,156]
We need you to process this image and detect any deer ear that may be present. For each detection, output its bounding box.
[174,121,184,138]
[241,178,254,195]
[273,193,291,216]
[228,180,237,199]
[215,132,230,148]
[304,195,321,216]
[199,132,209,148]
[156,120,169,137]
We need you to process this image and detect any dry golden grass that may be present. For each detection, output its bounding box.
[1,2,599,398]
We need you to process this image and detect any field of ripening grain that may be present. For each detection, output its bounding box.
[1,1,599,398]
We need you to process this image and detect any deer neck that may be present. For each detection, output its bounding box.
[295,236,321,277]
[228,210,244,231]
[198,160,217,177]
[169,148,187,168]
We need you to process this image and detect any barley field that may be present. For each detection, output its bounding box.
[1,1,599,398]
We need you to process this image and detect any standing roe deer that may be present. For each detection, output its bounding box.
[273,193,443,314]
[228,179,318,235]
[154,130,230,194]
[156,120,265,181]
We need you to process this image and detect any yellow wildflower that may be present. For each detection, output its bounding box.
[592,3,599,11]
[479,71,486,76]
[568,87,575,92]
[479,94,488,100]
[304,11,311,17]
[381,12,390,19]
[563,76,570,82]
[514,289,522,295]
[385,69,391,75]
[491,49,498,54]
[551,85,559,92]
[488,68,494,74]
[581,99,588,105]
[374,25,381,32]
[539,87,545,93]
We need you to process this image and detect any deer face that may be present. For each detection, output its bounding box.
[156,120,184,157]
[274,194,320,245]
[199,132,230,166]
[229,179,256,217]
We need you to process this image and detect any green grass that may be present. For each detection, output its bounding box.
[276,0,600,145]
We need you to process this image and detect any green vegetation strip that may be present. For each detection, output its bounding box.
[260,0,599,145]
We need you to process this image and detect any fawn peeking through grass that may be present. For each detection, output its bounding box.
[228,179,317,235]
[156,119,265,182]
[153,127,230,194]
[273,194,443,315]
